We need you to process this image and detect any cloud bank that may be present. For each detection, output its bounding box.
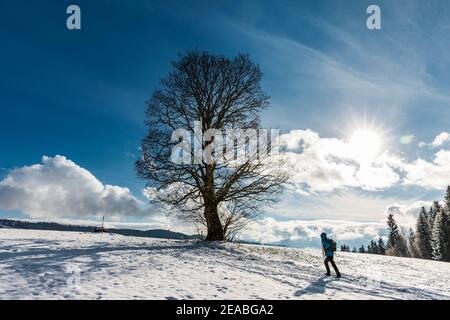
[241,217,386,248]
[280,130,450,193]
[240,199,434,248]
[386,200,433,229]
[0,155,149,219]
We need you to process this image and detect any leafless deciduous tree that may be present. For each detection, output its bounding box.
[136,51,288,241]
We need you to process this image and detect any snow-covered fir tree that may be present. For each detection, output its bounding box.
[386,214,409,257]
[432,210,445,261]
[432,208,450,261]
[408,228,419,258]
[415,207,433,259]
[442,187,450,261]
[445,186,450,210]
[430,201,442,226]
[429,187,450,261]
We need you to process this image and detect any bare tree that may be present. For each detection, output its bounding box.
[136,51,288,241]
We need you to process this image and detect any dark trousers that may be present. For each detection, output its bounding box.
[324,256,340,275]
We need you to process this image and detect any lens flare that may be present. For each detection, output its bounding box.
[349,129,382,163]
[399,135,414,145]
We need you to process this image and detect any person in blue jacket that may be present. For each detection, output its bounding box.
[321,232,341,278]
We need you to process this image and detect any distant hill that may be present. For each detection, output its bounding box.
[0,219,196,240]
[0,219,273,245]
[107,228,195,240]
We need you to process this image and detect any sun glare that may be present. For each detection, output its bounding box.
[349,129,382,163]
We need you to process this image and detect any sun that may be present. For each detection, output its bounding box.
[349,129,382,163]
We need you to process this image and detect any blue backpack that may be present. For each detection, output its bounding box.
[329,239,337,252]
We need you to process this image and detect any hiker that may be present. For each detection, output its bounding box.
[320,232,341,278]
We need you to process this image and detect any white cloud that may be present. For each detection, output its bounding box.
[431,132,450,147]
[241,199,434,247]
[403,150,450,189]
[280,130,402,193]
[265,189,413,222]
[0,155,149,219]
[386,200,433,229]
[279,129,450,194]
[241,217,386,247]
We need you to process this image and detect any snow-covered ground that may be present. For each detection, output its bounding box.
[0,229,449,300]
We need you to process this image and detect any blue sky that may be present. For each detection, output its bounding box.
[1,0,450,245]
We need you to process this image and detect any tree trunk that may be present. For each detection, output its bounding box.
[203,164,224,241]
[204,203,224,241]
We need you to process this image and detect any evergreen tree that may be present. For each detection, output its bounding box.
[440,187,450,261]
[419,206,428,220]
[368,240,379,254]
[432,209,446,260]
[358,245,366,253]
[386,213,398,249]
[415,207,433,259]
[386,213,400,255]
[445,186,450,210]
[386,214,409,257]
[430,201,442,226]
[408,228,419,258]
[398,231,410,257]
[352,247,357,253]
[445,209,450,261]
[367,241,373,254]
[378,237,386,255]
[428,207,435,228]
[433,207,450,261]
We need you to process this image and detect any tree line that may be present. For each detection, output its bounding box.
[340,238,386,255]
[340,186,450,262]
